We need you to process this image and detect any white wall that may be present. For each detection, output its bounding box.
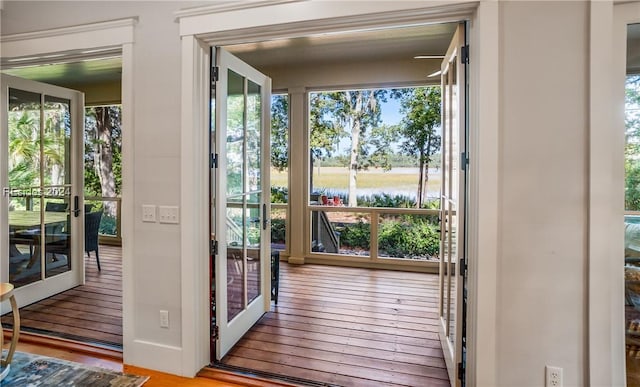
[1,0,208,374]
[497,1,589,385]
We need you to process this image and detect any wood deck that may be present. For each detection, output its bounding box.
[221,262,450,387]
[1,245,122,347]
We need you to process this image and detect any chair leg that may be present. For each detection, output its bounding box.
[95,249,101,271]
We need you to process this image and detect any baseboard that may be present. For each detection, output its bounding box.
[124,339,183,376]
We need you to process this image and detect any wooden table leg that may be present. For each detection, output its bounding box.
[1,285,20,381]
[4,295,20,365]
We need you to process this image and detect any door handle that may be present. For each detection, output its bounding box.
[73,195,80,217]
[262,203,269,230]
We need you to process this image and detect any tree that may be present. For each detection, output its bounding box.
[395,87,442,207]
[309,89,389,206]
[271,95,289,171]
[85,106,121,217]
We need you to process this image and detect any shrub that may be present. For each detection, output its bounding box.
[337,220,370,249]
[378,216,440,258]
[271,218,286,243]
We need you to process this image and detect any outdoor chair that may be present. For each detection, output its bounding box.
[45,202,68,212]
[85,211,103,271]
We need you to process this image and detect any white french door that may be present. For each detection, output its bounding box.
[211,47,271,360]
[1,74,84,310]
[439,24,467,386]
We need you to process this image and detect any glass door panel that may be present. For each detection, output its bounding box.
[213,47,271,360]
[2,74,83,308]
[438,24,466,386]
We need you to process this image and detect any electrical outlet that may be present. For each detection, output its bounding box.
[159,310,169,328]
[142,205,156,222]
[158,206,180,224]
[546,365,562,387]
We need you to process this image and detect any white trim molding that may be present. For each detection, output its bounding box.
[179,34,211,377]
[588,2,621,386]
[175,0,303,20]
[0,18,137,59]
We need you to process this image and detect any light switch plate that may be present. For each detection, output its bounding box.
[142,205,156,222]
[158,206,179,224]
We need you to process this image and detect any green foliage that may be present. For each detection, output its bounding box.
[271,95,289,171]
[337,220,370,250]
[356,193,416,208]
[627,76,640,210]
[336,215,440,258]
[271,218,286,243]
[8,102,70,190]
[309,92,347,161]
[271,186,288,203]
[378,216,440,257]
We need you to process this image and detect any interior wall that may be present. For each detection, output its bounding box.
[1,0,208,374]
[497,1,588,385]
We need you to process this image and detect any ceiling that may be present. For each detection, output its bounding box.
[1,22,457,86]
[1,48,122,86]
[224,22,457,68]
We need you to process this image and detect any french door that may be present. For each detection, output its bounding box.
[1,74,84,310]
[210,47,272,360]
[439,24,467,386]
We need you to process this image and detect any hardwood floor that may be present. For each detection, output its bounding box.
[1,245,122,347]
[221,262,450,387]
[3,248,450,386]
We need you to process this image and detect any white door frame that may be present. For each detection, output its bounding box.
[178,1,500,382]
[588,2,640,386]
[0,17,135,356]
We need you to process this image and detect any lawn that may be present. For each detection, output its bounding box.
[271,167,441,197]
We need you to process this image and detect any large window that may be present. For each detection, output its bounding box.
[308,86,441,262]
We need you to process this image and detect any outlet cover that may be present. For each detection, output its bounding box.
[159,310,169,328]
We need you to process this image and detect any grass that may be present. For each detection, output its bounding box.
[271,166,441,193]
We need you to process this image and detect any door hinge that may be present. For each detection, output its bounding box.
[458,362,464,380]
[210,153,218,169]
[213,325,219,339]
[460,152,469,171]
[461,45,469,64]
[210,240,218,256]
[211,66,219,83]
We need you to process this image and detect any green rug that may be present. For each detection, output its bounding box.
[1,351,148,386]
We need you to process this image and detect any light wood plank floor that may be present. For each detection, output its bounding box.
[221,262,450,387]
[1,245,122,347]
